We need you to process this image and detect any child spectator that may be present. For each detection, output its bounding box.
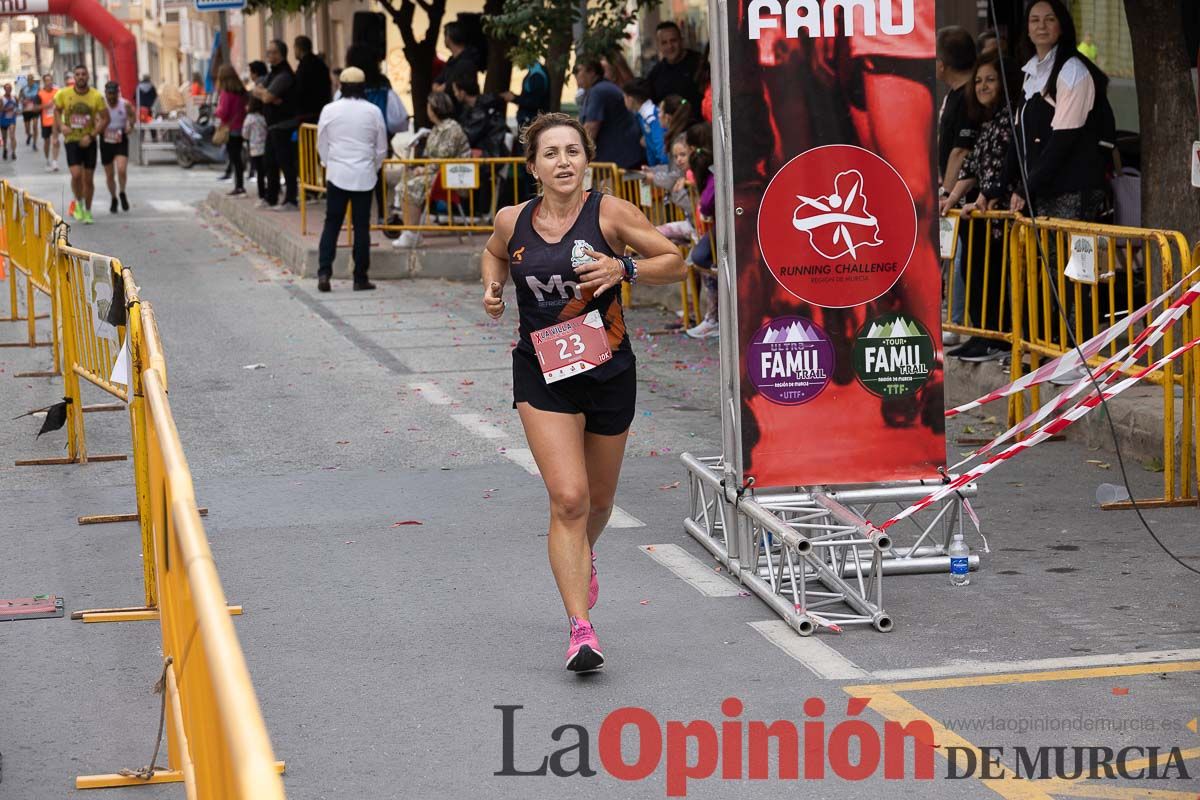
[623,79,667,167]
[243,96,269,204]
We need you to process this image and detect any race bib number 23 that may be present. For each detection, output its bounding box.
[532,310,612,384]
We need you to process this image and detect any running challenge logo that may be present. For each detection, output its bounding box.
[757,145,917,308]
[494,700,1196,797]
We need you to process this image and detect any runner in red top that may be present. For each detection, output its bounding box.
[480,112,684,673]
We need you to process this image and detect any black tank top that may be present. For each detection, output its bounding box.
[508,190,634,380]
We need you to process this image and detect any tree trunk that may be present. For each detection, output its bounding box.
[1123,0,1200,244]
[386,0,446,130]
[482,0,513,95]
[545,29,572,113]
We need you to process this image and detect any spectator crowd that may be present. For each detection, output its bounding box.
[173,20,719,319]
[937,0,1118,384]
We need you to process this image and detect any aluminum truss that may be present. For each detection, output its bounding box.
[693,0,980,637]
[682,454,980,636]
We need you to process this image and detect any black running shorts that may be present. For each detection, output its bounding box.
[64,139,97,169]
[512,347,637,436]
[100,138,128,165]
[40,124,53,140]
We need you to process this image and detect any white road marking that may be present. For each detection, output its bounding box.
[503,447,540,475]
[869,648,1200,682]
[452,413,506,440]
[639,544,743,597]
[606,506,645,528]
[748,620,871,680]
[409,381,453,405]
[147,200,193,213]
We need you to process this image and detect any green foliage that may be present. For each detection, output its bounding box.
[485,0,660,72]
[243,0,318,15]
[0,55,9,75]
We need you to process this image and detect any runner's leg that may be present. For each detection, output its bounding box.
[116,154,128,193]
[104,159,117,200]
[517,403,593,620]
[82,166,95,210]
[583,427,630,549]
[69,164,83,202]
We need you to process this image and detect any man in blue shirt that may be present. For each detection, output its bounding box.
[575,58,643,169]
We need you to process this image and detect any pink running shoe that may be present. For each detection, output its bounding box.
[588,552,598,610]
[565,617,605,673]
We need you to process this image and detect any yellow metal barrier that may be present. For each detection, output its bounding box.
[940,209,1020,344]
[26,239,132,467]
[75,300,287,796]
[297,123,326,235]
[0,182,58,361]
[380,154,526,233]
[0,179,286,793]
[1008,217,1196,508]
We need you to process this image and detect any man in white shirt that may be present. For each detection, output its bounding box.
[316,67,389,292]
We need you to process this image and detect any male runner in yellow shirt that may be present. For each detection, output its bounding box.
[54,65,108,224]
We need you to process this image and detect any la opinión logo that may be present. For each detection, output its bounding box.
[495,699,1196,796]
[495,697,936,796]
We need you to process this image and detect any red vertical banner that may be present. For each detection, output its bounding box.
[728,0,946,487]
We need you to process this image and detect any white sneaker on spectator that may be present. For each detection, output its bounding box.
[271,201,298,212]
[686,318,720,339]
[254,199,269,209]
[393,230,422,249]
[942,331,963,345]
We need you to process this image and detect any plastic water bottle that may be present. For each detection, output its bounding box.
[949,532,970,587]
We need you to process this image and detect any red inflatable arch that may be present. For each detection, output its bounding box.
[0,0,137,102]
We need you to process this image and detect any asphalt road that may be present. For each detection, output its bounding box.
[1,152,1198,800]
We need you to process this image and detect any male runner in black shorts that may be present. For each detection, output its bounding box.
[54,65,108,224]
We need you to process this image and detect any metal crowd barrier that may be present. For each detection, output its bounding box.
[76,300,287,796]
[379,154,526,232]
[297,123,326,235]
[1008,217,1196,508]
[940,209,1019,344]
[1,184,58,368]
[0,181,286,795]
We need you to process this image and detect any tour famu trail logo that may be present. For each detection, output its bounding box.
[853,313,933,397]
[758,144,918,308]
[791,170,881,260]
[746,316,834,405]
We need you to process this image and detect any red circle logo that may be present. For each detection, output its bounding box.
[757,144,917,308]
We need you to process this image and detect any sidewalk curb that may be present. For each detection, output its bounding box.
[204,190,484,281]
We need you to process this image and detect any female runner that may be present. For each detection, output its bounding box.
[481,113,685,673]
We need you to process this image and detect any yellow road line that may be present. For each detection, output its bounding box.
[1040,747,1200,800]
[857,690,1058,799]
[1041,782,1200,799]
[848,691,1200,800]
[847,660,1200,694]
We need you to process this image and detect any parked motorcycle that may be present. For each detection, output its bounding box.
[174,105,225,169]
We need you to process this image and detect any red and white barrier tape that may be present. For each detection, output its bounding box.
[951,280,1200,468]
[881,334,1200,530]
[945,264,1200,418]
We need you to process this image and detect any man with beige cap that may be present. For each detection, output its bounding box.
[316,66,389,292]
